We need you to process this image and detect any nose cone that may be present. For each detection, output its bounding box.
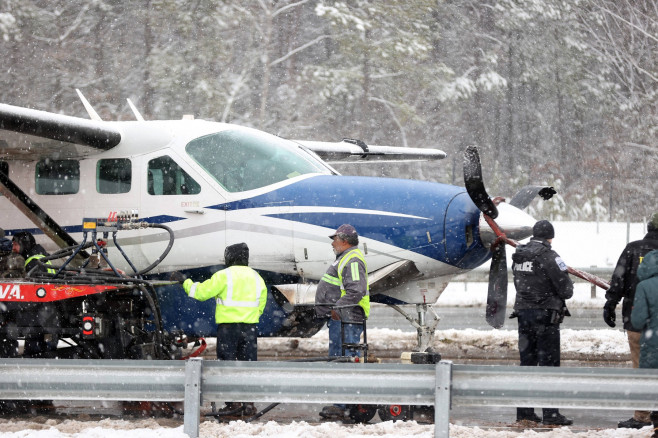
[478,202,536,248]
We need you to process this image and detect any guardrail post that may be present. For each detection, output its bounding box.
[590,266,597,298]
[183,358,203,438]
[435,360,452,438]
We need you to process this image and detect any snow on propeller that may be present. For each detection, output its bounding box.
[462,145,611,329]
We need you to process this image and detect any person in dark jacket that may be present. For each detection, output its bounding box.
[315,224,369,420]
[12,231,54,275]
[630,249,658,438]
[604,212,658,429]
[11,231,57,357]
[0,227,18,358]
[511,220,574,426]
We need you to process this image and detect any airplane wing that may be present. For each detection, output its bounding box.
[295,138,446,163]
[0,103,121,160]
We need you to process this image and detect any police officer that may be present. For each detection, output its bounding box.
[179,242,267,417]
[511,220,573,426]
[604,212,658,429]
[315,224,369,420]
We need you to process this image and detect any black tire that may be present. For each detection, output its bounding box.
[378,404,411,422]
[414,405,434,423]
[348,404,377,423]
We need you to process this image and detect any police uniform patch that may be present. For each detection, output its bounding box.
[555,256,567,271]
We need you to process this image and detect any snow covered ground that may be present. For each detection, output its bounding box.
[0,221,653,437]
[1,415,655,438]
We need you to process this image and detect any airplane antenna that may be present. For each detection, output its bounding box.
[127,98,145,121]
[75,89,103,121]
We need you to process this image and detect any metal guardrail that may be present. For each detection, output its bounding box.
[1,358,658,438]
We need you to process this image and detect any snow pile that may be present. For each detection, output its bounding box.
[237,327,630,361]
[0,419,653,437]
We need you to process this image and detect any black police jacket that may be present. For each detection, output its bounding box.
[512,238,574,311]
[606,230,658,331]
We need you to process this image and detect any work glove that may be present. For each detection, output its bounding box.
[603,300,616,328]
[169,271,186,283]
[330,309,341,321]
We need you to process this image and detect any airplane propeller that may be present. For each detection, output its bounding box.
[463,146,510,328]
[463,146,610,328]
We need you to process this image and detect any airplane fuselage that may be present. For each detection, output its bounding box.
[0,119,506,338]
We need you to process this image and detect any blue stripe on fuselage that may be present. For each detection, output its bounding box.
[208,175,490,269]
[3,215,186,237]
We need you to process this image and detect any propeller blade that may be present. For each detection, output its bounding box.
[463,146,498,219]
[509,186,557,210]
[485,243,508,328]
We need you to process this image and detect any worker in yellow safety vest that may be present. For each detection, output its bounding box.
[174,242,267,417]
[315,224,370,420]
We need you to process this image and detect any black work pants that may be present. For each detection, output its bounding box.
[517,309,561,367]
[216,323,258,362]
[516,309,561,419]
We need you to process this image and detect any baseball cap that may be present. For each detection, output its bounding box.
[329,224,358,239]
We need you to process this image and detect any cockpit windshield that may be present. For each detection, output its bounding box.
[185,128,332,192]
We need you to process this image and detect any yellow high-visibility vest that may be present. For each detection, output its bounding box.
[183,265,267,324]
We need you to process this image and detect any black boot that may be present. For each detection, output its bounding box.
[618,417,651,429]
[242,403,257,417]
[542,409,573,426]
[215,402,243,415]
[516,407,541,423]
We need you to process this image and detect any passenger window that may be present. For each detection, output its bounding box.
[97,159,132,194]
[35,159,80,195]
[147,156,201,195]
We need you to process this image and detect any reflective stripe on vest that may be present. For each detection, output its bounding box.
[188,282,198,299]
[321,273,341,286]
[25,254,55,274]
[216,267,263,308]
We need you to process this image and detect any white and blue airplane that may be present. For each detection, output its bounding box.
[0,91,559,352]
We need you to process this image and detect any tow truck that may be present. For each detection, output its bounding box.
[0,215,193,361]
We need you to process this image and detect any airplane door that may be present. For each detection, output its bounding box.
[139,152,227,271]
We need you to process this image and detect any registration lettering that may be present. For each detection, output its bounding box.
[0,284,23,300]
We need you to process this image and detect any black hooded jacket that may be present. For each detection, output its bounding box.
[606,229,658,331]
[224,242,249,267]
[512,238,574,311]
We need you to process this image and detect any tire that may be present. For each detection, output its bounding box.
[348,404,377,423]
[414,405,434,423]
[378,404,411,422]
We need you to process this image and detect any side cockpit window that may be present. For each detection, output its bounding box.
[185,129,329,192]
[147,155,200,195]
[97,158,131,194]
[35,159,80,195]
